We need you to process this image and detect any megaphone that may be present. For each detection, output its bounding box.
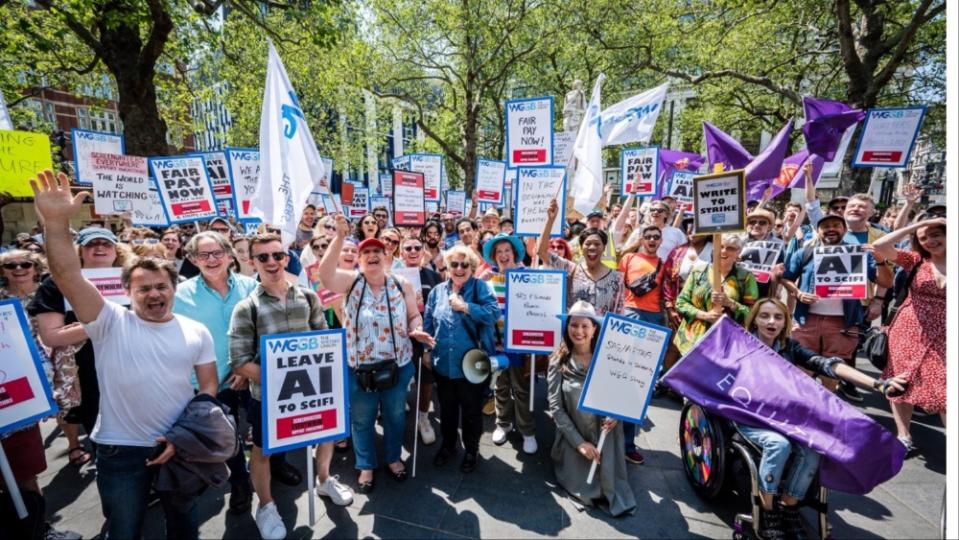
[462,349,510,384]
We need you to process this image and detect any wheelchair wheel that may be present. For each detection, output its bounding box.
[679,402,726,499]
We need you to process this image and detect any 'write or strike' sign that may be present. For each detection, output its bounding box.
[813,245,869,299]
[505,96,554,168]
[504,269,567,355]
[260,329,349,454]
[692,169,746,235]
[149,155,219,224]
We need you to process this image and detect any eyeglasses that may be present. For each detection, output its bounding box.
[374,213,388,219]
[643,235,662,241]
[254,252,288,263]
[403,245,422,252]
[382,237,399,245]
[449,261,471,270]
[747,220,769,226]
[323,224,335,230]
[82,240,114,249]
[311,243,330,251]
[649,208,667,214]
[196,250,226,261]
[3,261,35,270]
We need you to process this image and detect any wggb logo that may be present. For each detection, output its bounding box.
[268,336,319,354]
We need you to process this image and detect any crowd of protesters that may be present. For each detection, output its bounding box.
[0,166,946,540]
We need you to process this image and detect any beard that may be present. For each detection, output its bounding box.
[425,238,439,248]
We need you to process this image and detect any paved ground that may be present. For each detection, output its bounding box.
[37,363,944,539]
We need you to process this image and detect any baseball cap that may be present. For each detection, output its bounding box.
[586,210,604,220]
[357,237,386,252]
[816,214,846,229]
[75,227,118,246]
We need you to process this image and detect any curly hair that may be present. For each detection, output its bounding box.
[0,249,47,287]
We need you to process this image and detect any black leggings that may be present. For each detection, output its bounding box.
[433,372,486,453]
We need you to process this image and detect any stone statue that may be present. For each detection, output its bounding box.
[563,79,586,133]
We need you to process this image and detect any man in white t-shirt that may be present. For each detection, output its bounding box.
[626,199,687,260]
[31,170,218,540]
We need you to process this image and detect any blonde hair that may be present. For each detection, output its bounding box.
[443,245,480,270]
[0,249,47,285]
[744,298,793,349]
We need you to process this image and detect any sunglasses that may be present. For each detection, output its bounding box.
[3,261,35,270]
[382,237,399,245]
[323,224,335,230]
[311,243,330,251]
[649,208,667,214]
[747,220,769,226]
[643,235,662,241]
[449,261,471,270]
[403,245,423,252]
[830,206,846,212]
[254,252,288,263]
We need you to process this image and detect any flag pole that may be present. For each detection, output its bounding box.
[306,445,315,525]
[711,164,724,309]
[586,428,608,485]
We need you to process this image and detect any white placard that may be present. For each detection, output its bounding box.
[514,167,566,238]
[504,269,567,355]
[260,329,349,454]
[393,171,426,226]
[553,131,576,166]
[621,147,659,196]
[63,268,130,313]
[391,155,411,172]
[379,173,393,197]
[225,147,260,221]
[739,240,783,284]
[666,171,694,213]
[578,313,671,424]
[693,170,746,235]
[150,155,219,224]
[320,157,334,191]
[852,107,926,168]
[425,201,439,215]
[505,96,554,168]
[138,184,171,227]
[408,154,443,202]
[0,299,58,434]
[813,245,868,299]
[71,129,124,186]
[349,186,370,218]
[198,152,233,215]
[475,158,507,204]
[446,190,466,216]
[89,153,153,215]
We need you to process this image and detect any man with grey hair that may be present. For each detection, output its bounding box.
[174,230,259,513]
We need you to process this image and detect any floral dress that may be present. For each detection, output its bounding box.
[674,263,758,355]
[883,251,946,413]
[342,275,413,368]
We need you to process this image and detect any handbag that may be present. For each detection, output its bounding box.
[626,256,662,298]
[351,276,401,392]
[859,262,922,371]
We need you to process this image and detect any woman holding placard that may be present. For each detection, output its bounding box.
[547,300,635,517]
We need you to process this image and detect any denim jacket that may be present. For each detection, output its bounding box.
[783,241,876,328]
[423,277,500,379]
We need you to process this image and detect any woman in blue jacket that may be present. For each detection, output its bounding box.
[423,245,500,473]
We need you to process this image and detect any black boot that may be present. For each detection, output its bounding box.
[759,504,786,540]
[779,503,808,540]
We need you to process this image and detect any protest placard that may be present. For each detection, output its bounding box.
[446,190,466,216]
[0,130,53,196]
[409,154,443,202]
[475,158,506,205]
[90,152,153,214]
[320,157,333,191]
[136,185,171,227]
[379,173,393,196]
[71,129,124,186]
[197,151,234,217]
[391,155,411,172]
[666,170,695,213]
[393,171,426,226]
[0,299,58,435]
[505,97,554,167]
[739,240,783,284]
[349,186,370,218]
[225,147,260,221]
[578,313,671,424]
[813,244,868,299]
[514,167,566,238]
[621,147,659,196]
[852,107,926,168]
[62,267,130,312]
[692,170,746,235]
[553,131,575,166]
[505,167,516,189]
[504,269,567,355]
[425,201,439,215]
[150,155,219,224]
[260,329,349,454]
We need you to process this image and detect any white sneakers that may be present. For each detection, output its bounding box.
[255,502,286,540]
[492,423,512,445]
[316,475,354,506]
[522,435,538,455]
[418,413,436,445]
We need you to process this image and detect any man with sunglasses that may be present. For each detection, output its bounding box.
[626,200,687,261]
[229,233,352,539]
[741,208,785,299]
[420,221,447,275]
[372,205,391,229]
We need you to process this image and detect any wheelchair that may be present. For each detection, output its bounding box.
[679,401,832,539]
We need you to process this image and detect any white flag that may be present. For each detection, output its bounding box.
[599,82,669,146]
[252,41,328,244]
[0,87,12,130]
[570,74,606,216]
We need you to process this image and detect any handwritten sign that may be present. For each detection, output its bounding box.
[852,107,926,168]
[578,313,671,424]
[260,329,349,454]
[505,96,554,167]
[393,171,426,226]
[553,131,575,166]
[71,129,124,186]
[408,154,443,202]
[150,155,219,224]
[514,167,566,238]
[504,269,567,354]
[0,299,58,434]
[621,147,659,196]
[225,147,260,221]
[693,169,746,235]
[446,190,466,216]
[0,130,53,196]
[739,240,783,284]
[89,152,166,224]
[813,244,868,299]
[666,170,694,213]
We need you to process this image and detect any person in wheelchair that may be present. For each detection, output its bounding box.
[740,298,906,538]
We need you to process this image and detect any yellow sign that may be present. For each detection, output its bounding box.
[0,130,53,197]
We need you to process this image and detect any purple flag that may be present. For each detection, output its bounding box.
[661,317,905,494]
[744,120,793,201]
[765,150,825,199]
[703,122,752,172]
[657,149,705,197]
[803,97,865,161]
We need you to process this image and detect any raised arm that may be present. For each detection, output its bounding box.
[468,190,479,220]
[317,214,360,293]
[804,165,823,229]
[611,192,634,247]
[30,171,104,324]
[537,198,560,264]
[872,217,946,264]
[893,183,922,231]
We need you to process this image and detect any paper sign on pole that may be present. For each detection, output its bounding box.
[813,245,868,299]
[320,157,334,191]
[379,173,393,197]
[225,148,260,221]
[504,269,567,354]
[150,155,219,224]
[393,171,426,226]
[852,107,926,168]
[197,152,233,217]
[739,240,783,284]
[446,190,466,216]
[349,186,370,218]
[71,129,124,186]
[578,313,671,424]
[514,167,566,238]
[63,268,130,312]
[553,131,576,166]
[505,97,554,168]
[260,329,350,454]
[666,171,695,213]
[408,154,443,202]
[475,159,507,204]
[0,130,53,197]
[692,169,746,235]
[0,299,58,435]
[621,147,659,197]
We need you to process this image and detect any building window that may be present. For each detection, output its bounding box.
[77,107,120,134]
